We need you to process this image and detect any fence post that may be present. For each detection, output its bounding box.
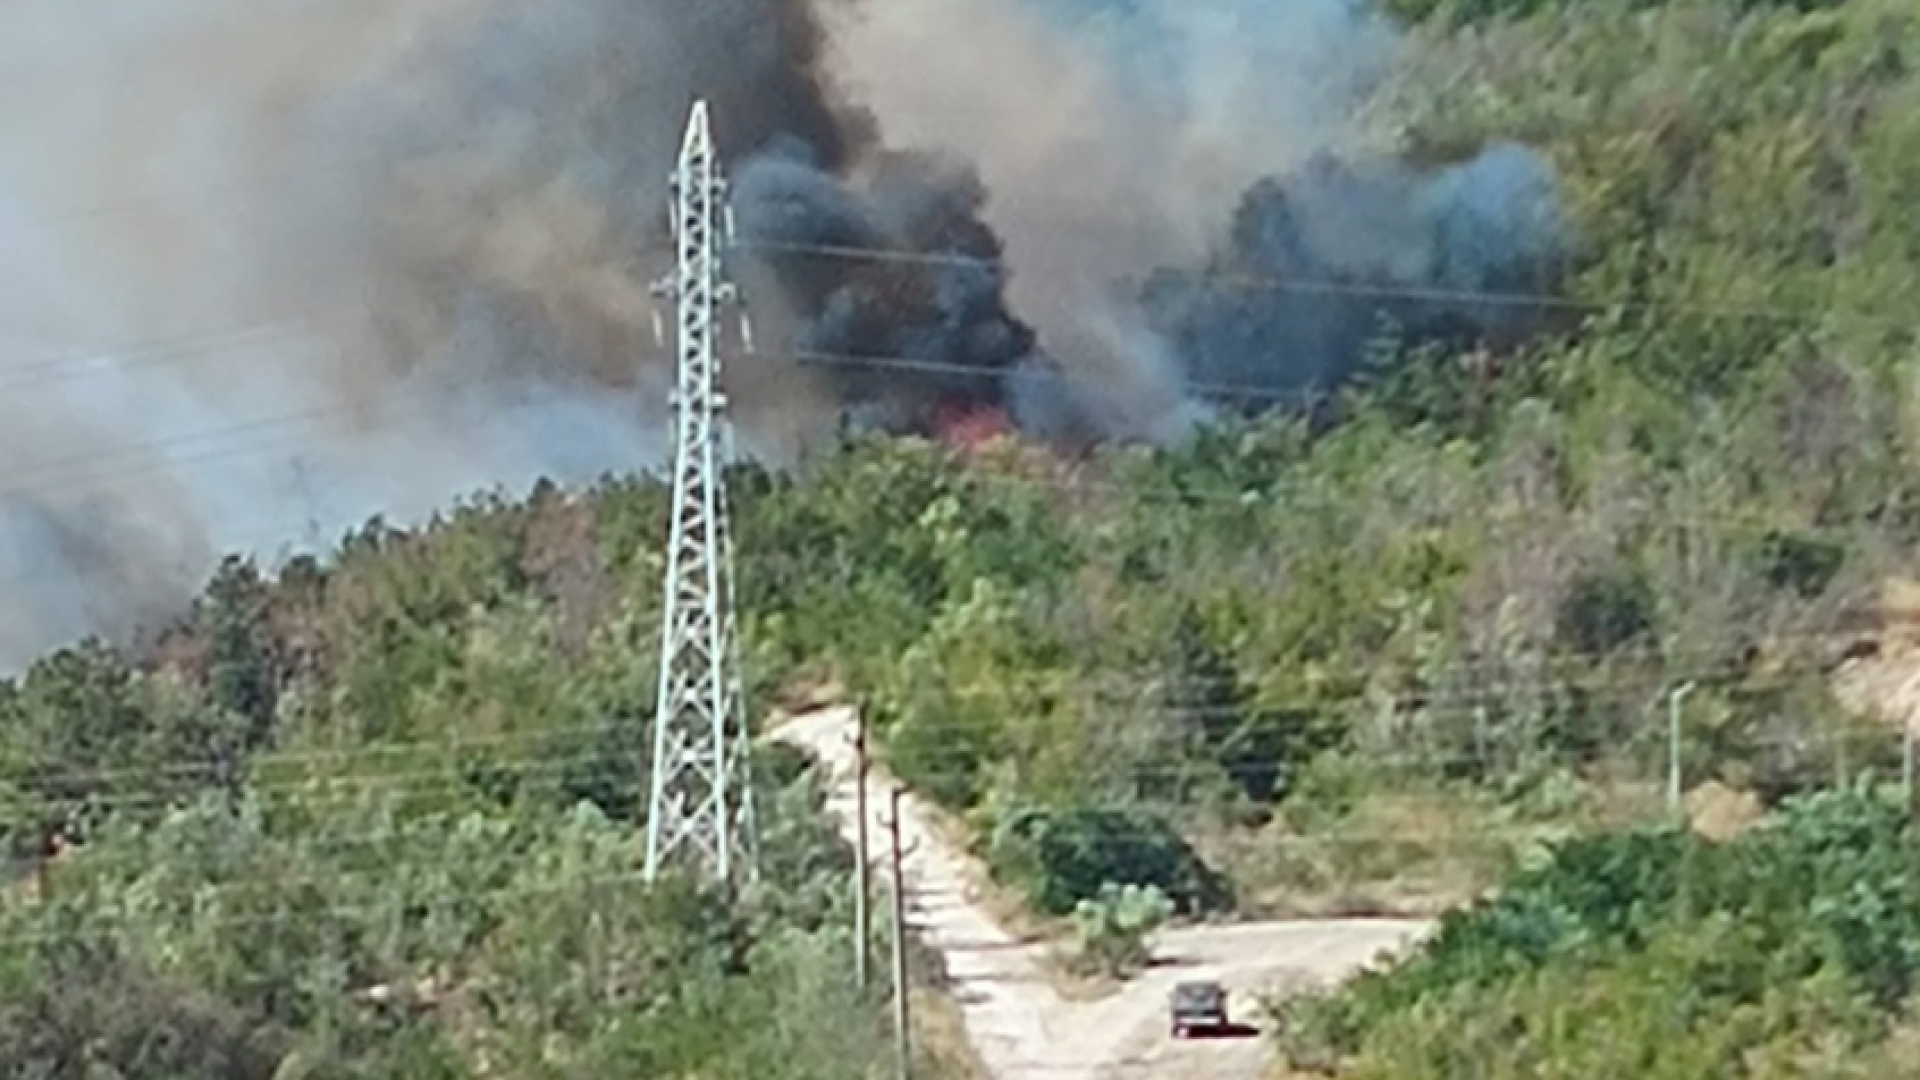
[1667,682,1696,824]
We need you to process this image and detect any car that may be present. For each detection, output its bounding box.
[1168,979,1229,1038]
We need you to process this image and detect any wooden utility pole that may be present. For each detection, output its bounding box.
[1904,721,1916,819]
[852,708,872,990]
[883,785,913,1080]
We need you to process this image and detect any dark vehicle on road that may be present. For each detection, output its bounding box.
[1168,980,1229,1038]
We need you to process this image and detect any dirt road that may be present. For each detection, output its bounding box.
[774,706,1431,1080]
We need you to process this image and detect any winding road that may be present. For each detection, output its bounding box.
[774,706,1431,1080]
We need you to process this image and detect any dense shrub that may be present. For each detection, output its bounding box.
[0,762,887,1079]
[982,800,1233,917]
[1278,783,1920,1076]
[0,945,299,1080]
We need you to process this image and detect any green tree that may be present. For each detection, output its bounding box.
[1067,883,1176,978]
[194,556,280,740]
[984,799,1230,916]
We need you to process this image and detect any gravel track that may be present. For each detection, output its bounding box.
[774,706,1430,1080]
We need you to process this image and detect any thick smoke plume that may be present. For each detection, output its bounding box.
[0,0,1569,669]
[731,144,1035,435]
[818,0,1566,439]
[0,0,856,669]
[1140,144,1566,414]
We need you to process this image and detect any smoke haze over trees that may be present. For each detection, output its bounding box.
[0,0,1567,667]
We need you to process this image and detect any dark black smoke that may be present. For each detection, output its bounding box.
[732,144,1038,434]
[733,135,1567,442]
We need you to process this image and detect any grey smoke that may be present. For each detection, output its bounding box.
[822,0,1567,435]
[1138,144,1566,412]
[0,0,850,671]
[0,0,1572,671]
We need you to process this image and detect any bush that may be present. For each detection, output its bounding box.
[0,943,296,1080]
[1276,783,1920,1076]
[1066,883,1176,978]
[983,800,1232,917]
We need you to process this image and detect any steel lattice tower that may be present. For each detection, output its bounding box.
[644,100,756,886]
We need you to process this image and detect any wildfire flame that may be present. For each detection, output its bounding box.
[930,402,1013,453]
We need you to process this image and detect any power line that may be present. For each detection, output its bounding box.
[0,384,1907,541]
[0,318,344,394]
[0,659,1863,811]
[0,209,1878,399]
[0,648,1846,783]
[1,102,614,244]
[0,373,597,509]
[0,206,1875,348]
[0,860,1369,953]
[5,707,1901,951]
[2,752,1899,951]
[0,252,1889,516]
[0,623,1881,794]
[0,866,662,951]
[0,764,1853,932]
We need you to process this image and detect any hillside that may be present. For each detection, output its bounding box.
[1276,782,1920,1079]
[8,0,1920,1076]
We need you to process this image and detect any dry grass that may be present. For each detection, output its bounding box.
[765,678,851,719]
[910,985,992,1080]
[1192,771,1688,921]
[786,698,1130,1002]
[1861,1015,1920,1079]
[1197,794,1512,920]
[1684,780,1764,842]
[901,933,991,1080]
[1828,575,1920,738]
[896,789,1128,1000]
[1041,949,1127,1002]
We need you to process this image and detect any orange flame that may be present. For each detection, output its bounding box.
[930,402,1013,452]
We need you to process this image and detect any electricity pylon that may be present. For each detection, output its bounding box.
[644,100,756,886]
